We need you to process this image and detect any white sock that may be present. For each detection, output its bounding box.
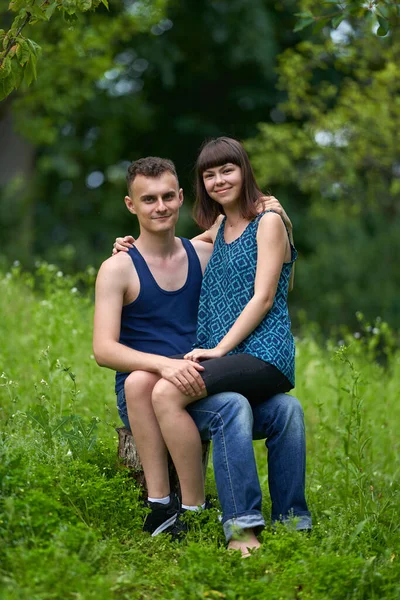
[181,502,206,512]
[148,495,170,505]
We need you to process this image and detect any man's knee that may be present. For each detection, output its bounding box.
[270,393,303,419]
[190,392,253,437]
[253,393,305,439]
[281,394,304,419]
[215,392,253,428]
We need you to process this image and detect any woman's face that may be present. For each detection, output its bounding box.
[202,163,243,207]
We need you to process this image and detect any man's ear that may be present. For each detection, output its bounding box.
[178,188,184,207]
[125,195,136,214]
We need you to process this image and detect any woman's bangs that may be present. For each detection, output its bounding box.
[197,140,241,175]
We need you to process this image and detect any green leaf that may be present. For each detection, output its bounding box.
[24,55,37,86]
[77,0,92,10]
[0,56,12,79]
[332,13,346,29]
[101,0,109,8]
[375,5,389,19]
[376,26,388,36]
[376,16,389,36]
[29,3,48,21]
[313,16,331,34]
[62,0,79,16]
[45,2,58,20]
[294,12,313,18]
[294,17,315,33]
[26,38,41,57]
[0,73,15,100]
[27,405,52,439]
[8,0,27,13]
[11,54,24,88]
[16,39,31,65]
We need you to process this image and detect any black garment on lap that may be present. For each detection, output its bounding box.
[172,353,292,406]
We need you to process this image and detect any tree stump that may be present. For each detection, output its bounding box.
[116,427,210,498]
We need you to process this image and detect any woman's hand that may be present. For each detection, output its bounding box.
[184,347,225,362]
[257,196,293,240]
[112,235,135,255]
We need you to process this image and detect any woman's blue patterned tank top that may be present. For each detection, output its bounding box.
[195,211,297,386]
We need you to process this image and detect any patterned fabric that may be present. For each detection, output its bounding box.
[195,211,297,386]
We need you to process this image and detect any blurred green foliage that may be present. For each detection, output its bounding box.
[295,0,399,36]
[247,21,400,331]
[0,0,166,100]
[0,0,399,333]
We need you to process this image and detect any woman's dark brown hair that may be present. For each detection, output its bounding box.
[194,137,263,230]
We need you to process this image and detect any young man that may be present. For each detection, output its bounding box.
[93,157,311,555]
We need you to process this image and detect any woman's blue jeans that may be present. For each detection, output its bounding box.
[117,389,311,541]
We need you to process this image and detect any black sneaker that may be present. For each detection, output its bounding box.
[143,493,180,536]
[169,498,213,542]
[168,508,189,542]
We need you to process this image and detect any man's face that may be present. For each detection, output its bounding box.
[125,172,183,233]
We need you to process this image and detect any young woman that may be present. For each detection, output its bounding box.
[184,136,295,402]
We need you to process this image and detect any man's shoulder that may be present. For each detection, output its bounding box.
[97,252,135,283]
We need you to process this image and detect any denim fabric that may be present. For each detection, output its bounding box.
[187,392,265,540]
[117,387,130,430]
[116,388,311,541]
[188,392,311,540]
[252,394,312,530]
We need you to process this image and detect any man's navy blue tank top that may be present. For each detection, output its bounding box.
[115,238,202,393]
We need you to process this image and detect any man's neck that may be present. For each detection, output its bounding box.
[135,228,178,259]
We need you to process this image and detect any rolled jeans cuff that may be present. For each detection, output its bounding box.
[223,512,265,542]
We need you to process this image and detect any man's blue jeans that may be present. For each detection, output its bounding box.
[187,392,311,541]
[117,389,311,541]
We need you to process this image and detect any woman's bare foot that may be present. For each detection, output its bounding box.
[227,528,261,558]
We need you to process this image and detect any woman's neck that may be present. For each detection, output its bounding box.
[224,205,248,228]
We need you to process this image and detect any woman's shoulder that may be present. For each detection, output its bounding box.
[257,210,285,229]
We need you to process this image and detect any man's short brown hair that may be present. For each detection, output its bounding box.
[126,157,179,193]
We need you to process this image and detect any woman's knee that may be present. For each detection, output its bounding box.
[152,379,183,415]
[124,370,159,401]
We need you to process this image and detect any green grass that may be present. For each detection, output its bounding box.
[1,262,399,599]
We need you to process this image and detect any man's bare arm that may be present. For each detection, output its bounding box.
[191,214,224,244]
[93,255,205,396]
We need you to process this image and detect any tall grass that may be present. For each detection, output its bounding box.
[1,263,399,599]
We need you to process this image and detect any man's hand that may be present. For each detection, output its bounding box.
[112,235,135,255]
[184,347,225,362]
[159,358,206,397]
[257,196,293,241]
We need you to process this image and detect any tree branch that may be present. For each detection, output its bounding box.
[0,12,31,69]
